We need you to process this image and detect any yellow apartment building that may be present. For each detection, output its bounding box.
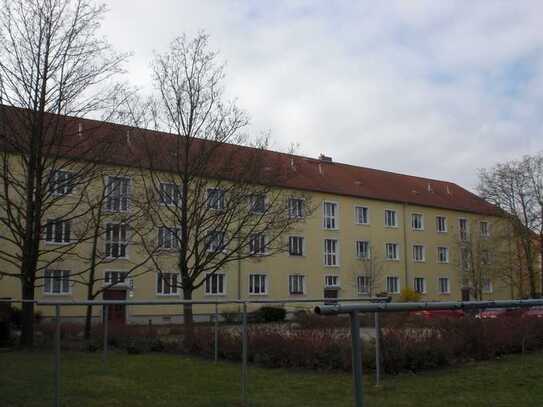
[0,111,508,324]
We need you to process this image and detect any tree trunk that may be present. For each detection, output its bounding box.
[20,279,35,348]
[84,305,93,341]
[182,288,194,351]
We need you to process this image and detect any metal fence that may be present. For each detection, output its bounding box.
[1,297,386,407]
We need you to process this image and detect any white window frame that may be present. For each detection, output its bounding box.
[356,240,370,259]
[480,221,490,238]
[323,201,339,230]
[414,277,426,294]
[45,218,71,244]
[482,278,493,294]
[357,275,371,295]
[159,182,182,207]
[158,226,181,250]
[207,188,225,210]
[386,276,400,294]
[50,170,75,196]
[438,277,450,294]
[354,206,370,225]
[437,246,449,264]
[249,193,267,214]
[412,244,425,262]
[288,198,305,219]
[104,271,129,287]
[288,274,305,295]
[105,222,129,259]
[288,236,304,256]
[105,176,131,212]
[204,272,226,296]
[384,209,398,228]
[156,272,179,296]
[249,233,267,256]
[206,231,226,253]
[436,216,447,233]
[459,218,469,241]
[324,275,340,288]
[324,239,339,266]
[249,273,268,296]
[385,243,400,261]
[411,213,424,231]
[43,270,71,295]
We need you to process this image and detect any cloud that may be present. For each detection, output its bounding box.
[101,0,543,190]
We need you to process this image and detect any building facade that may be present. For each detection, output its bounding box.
[0,112,507,324]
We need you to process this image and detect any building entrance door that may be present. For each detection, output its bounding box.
[103,289,127,324]
[324,288,339,305]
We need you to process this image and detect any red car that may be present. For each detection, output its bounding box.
[523,307,543,319]
[410,309,465,319]
[475,308,525,319]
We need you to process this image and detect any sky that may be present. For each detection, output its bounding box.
[100,0,543,190]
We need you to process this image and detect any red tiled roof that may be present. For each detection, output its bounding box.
[0,104,499,216]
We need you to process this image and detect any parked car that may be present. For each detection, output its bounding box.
[410,309,465,319]
[475,308,524,319]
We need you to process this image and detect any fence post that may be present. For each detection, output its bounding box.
[374,311,381,386]
[103,304,109,367]
[214,303,219,363]
[241,302,248,406]
[54,304,61,407]
[350,311,363,407]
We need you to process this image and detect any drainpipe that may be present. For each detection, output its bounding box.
[402,203,409,290]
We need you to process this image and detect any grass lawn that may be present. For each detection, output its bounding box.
[1,350,543,407]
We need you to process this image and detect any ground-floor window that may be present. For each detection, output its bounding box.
[249,274,268,295]
[438,277,450,294]
[386,276,400,294]
[288,275,305,295]
[414,277,426,294]
[482,279,493,294]
[44,270,70,294]
[357,275,370,295]
[205,273,226,295]
[157,273,178,295]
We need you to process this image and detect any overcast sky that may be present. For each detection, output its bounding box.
[101,0,543,190]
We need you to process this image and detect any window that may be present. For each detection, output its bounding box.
[157,273,178,295]
[104,271,128,286]
[50,170,74,196]
[288,275,305,295]
[385,243,400,261]
[106,176,131,212]
[480,221,490,238]
[249,274,267,295]
[288,236,304,256]
[45,219,71,244]
[206,231,226,253]
[356,240,370,259]
[324,239,339,266]
[44,270,70,294]
[414,277,426,294]
[482,279,493,294]
[105,223,128,258]
[386,276,400,294]
[158,226,180,250]
[436,216,447,233]
[249,233,266,255]
[249,194,266,214]
[355,206,369,225]
[411,213,424,230]
[324,275,340,288]
[384,209,398,227]
[207,188,225,210]
[438,277,450,294]
[323,202,338,229]
[288,198,305,218]
[459,218,468,241]
[461,248,471,271]
[437,247,449,263]
[481,249,491,265]
[412,244,425,262]
[159,182,182,206]
[357,275,371,295]
[205,273,226,295]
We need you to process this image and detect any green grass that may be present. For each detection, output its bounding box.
[1,350,543,406]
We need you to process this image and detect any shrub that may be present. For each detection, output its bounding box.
[254,306,286,323]
[0,320,10,346]
[221,308,240,324]
[399,288,421,302]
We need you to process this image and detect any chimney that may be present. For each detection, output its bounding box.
[318,154,332,162]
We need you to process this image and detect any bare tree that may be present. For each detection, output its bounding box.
[127,33,310,348]
[0,0,128,346]
[524,153,543,293]
[478,160,540,297]
[353,247,384,297]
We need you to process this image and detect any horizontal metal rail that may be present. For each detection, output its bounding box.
[315,298,543,315]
